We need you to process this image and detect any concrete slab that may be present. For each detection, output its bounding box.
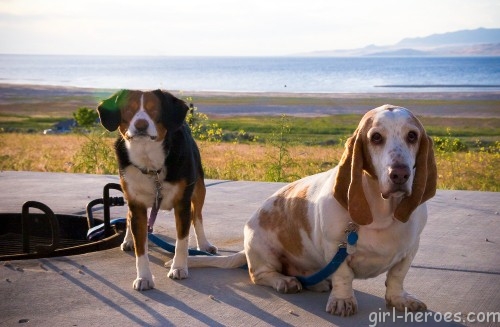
[0,171,499,326]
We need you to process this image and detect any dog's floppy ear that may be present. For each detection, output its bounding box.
[153,90,189,133]
[394,134,437,222]
[97,90,125,132]
[333,119,374,225]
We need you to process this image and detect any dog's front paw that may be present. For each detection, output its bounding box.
[274,276,302,294]
[168,267,189,280]
[326,295,358,316]
[133,276,155,291]
[121,240,134,251]
[386,292,427,312]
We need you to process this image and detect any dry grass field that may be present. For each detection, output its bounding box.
[1,133,498,191]
[1,84,498,191]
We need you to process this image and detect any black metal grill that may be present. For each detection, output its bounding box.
[0,233,89,256]
[0,183,126,260]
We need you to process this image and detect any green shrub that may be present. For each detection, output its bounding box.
[73,107,99,128]
[72,131,117,175]
[433,128,468,153]
[184,98,223,143]
[265,114,299,182]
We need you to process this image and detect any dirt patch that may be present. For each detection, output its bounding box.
[1,83,499,118]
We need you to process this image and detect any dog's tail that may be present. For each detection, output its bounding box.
[166,251,247,269]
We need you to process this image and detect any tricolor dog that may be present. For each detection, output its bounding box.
[182,105,437,316]
[97,89,217,290]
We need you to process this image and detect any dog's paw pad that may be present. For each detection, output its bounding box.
[133,277,155,291]
[326,295,358,316]
[275,277,302,294]
[386,293,427,312]
[168,267,189,280]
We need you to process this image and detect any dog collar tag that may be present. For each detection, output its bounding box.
[347,231,358,245]
[346,231,358,255]
[345,223,358,255]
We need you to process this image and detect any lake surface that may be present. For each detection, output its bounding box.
[1,55,499,93]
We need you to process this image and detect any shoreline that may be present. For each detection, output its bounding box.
[1,82,499,118]
[3,81,500,98]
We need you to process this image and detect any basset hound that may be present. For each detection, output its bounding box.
[181,104,437,316]
[97,89,217,291]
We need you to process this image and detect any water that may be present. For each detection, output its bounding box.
[1,55,499,93]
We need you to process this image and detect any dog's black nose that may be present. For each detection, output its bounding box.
[134,119,149,132]
[389,165,411,185]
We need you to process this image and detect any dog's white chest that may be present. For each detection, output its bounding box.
[122,167,179,211]
[346,221,419,278]
[126,139,165,170]
[121,139,182,209]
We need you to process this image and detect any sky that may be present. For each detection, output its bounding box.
[0,0,499,56]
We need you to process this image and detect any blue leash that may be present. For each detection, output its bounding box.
[88,218,358,287]
[296,248,349,287]
[147,233,216,256]
[87,218,127,240]
[87,218,215,256]
[296,226,358,287]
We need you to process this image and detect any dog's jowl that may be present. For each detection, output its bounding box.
[97,89,217,291]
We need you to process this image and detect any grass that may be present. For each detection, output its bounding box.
[212,114,500,147]
[200,143,340,182]
[0,133,86,172]
[0,131,498,191]
[436,149,499,191]
[0,85,498,191]
[0,113,67,132]
[4,102,499,146]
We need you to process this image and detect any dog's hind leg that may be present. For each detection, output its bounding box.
[168,199,192,280]
[244,225,302,294]
[191,178,217,254]
[247,253,303,294]
[120,218,134,251]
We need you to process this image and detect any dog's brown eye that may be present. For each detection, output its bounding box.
[407,131,418,144]
[122,107,134,122]
[371,132,383,144]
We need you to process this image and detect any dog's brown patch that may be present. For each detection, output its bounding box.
[259,184,311,256]
[127,199,148,257]
[191,177,206,223]
[172,179,192,240]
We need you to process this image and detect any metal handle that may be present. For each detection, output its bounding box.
[86,196,125,230]
[22,201,60,254]
[86,198,104,229]
[103,183,123,237]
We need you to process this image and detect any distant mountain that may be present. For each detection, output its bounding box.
[302,28,500,57]
[396,28,500,48]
